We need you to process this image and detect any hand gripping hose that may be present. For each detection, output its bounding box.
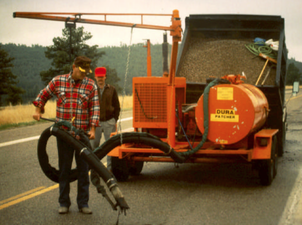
[37,123,129,214]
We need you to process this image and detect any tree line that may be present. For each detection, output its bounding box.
[0,35,170,105]
[286,58,302,85]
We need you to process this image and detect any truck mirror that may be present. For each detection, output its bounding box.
[293,81,299,96]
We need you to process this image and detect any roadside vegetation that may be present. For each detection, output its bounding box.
[0,95,133,130]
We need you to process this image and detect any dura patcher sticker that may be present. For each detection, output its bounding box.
[210,109,239,122]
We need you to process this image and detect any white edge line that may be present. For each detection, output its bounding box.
[0,117,133,148]
[118,117,133,123]
[0,136,40,148]
[278,169,302,225]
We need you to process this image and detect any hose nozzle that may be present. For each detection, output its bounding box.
[111,186,130,213]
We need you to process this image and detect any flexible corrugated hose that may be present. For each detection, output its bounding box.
[245,41,277,59]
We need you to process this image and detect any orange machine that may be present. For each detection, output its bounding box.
[14,10,287,186]
[107,73,278,186]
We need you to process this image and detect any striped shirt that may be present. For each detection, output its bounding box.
[33,73,100,131]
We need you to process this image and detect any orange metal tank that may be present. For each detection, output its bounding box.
[195,83,269,145]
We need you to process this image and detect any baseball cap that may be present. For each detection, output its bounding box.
[95,67,107,77]
[74,56,92,73]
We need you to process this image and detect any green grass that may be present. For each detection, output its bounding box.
[0,119,53,131]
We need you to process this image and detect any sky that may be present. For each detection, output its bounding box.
[1,0,302,61]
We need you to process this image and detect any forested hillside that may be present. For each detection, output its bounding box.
[288,58,302,72]
[1,42,170,104]
[1,44,51,103]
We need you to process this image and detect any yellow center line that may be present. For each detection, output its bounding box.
[287,94,302,101]
[0,184,59,210]
[0,162,108,210]
[0,186,46,205]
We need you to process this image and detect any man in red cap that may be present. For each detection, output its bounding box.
[91,67,120,170]
[33,56,99,214]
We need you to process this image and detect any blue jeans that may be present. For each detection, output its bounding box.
[90,118,116,170]
[57,137,89,209]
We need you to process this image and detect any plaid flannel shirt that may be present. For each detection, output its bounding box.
[33,73,100,131]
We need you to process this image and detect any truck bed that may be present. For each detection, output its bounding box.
[176,14,287,155]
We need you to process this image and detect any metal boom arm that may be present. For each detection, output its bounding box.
[13,10,182,75]
[13,11,177,32]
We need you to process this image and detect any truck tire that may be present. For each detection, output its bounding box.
[111,157,130,182]
[273,136,278,177]
[278,121,286,157]
[259,135,277,186]
[278,107,287,157]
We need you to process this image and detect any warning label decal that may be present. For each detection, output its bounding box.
[217,87,233,100]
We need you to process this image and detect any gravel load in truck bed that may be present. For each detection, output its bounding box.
[177,37,277,85]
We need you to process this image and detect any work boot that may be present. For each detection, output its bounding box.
[58,206,69,214]
[79,207,92,214]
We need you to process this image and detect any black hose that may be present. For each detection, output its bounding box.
[38,125,115,183]
[37,126,78,183]
[51,127,129,211]
[51,126,116,180]
[93,132,186,163]
[37,125,130,211]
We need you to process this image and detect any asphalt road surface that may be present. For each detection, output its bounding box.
[1,93,302,225]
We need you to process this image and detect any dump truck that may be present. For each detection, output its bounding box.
[102,13,287,186]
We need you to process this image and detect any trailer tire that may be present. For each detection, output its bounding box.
[129,161,144,175]
[259,135,277,186]
[278,107,287,157]
[111,157,130,182]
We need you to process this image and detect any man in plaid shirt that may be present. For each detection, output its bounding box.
[33,56,99,214]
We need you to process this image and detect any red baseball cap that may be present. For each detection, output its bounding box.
[95,67,106,77]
